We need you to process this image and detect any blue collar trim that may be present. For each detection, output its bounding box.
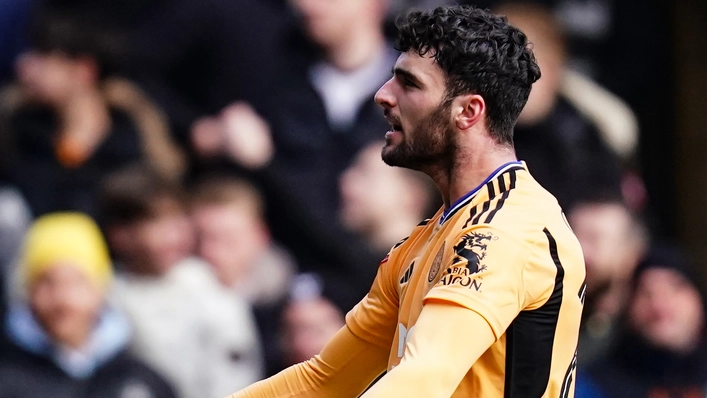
[440,161,523,224]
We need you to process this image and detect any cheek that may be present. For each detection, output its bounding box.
[30,288,56,319]
[629,297,652,326]
[675,291,704,324]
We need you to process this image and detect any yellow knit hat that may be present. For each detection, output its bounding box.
[21,212,112,290]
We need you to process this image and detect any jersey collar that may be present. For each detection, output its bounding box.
[440,161,524,224]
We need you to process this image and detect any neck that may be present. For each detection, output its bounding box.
[425,134,517,209]
[324,27,385,71]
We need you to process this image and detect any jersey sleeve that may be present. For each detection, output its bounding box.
[422,226,532,340]
[345,250,400,349]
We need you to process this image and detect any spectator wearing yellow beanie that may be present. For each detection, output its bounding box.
[0,212,179,397]
[20,212,112,291]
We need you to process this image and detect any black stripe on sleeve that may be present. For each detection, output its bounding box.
[498,172,507,192]
[463,205,479,229]
[469,181,495,225]
[503,228,565,398]
[484,170,517,224]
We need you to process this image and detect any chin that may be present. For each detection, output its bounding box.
[381,147,400,167]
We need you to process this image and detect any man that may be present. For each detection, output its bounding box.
[577,246,707,398]
[228,5,585,397]
[568,197,647,366]
[190,176,296,376]
[0,212,176,397]
[0,10,185,219]
[100,165,263,398]
[190,0,398,313]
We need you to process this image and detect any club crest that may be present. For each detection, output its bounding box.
[427,242,446,283]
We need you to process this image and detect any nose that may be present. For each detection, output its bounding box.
[374,78,396,110]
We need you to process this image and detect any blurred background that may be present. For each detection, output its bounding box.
[0,0,705,397]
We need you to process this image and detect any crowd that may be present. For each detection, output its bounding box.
[0,0,693,397]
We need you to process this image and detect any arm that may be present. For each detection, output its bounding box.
[228,246,401,398]
[227,325,389,398]
[360,301,495,398]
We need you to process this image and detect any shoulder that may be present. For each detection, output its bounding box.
[0,344,67,396]
[96,350,177,397]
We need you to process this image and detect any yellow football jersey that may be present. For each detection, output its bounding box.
[346,161,586,397]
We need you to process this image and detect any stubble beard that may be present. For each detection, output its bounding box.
[382,100,455,172]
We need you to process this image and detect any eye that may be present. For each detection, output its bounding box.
[402,78,418,88]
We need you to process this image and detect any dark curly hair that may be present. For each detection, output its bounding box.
[395,5,541,144]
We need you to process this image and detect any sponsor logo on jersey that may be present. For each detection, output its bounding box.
[437,232,496,290]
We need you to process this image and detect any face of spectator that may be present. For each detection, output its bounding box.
[282,298,344,365]
[119,197,195,275]
[629,267,704,353]
[375,51,456,171]
[16,51,95,105]
[569,203,638,293]
[290,0,384,50]
[192,203,269,287]
[30,264,103,349]
[340,143,418,234]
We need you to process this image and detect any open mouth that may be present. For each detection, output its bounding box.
[384,109,403,133]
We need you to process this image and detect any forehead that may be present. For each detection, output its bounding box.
[34,264,90,284]
[395,51,446,91]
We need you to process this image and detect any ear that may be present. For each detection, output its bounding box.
[453,94,486,131]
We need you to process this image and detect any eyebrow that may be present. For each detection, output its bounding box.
[393,67,423,87]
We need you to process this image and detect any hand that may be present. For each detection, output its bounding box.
[191,116,226,159]
[220,102,274,169]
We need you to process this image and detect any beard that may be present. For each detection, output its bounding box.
[381,99,455,171]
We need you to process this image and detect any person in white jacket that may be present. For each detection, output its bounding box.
[99,164,263,398]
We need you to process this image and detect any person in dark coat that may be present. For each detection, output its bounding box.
[577,246,707,398]
[0,10,185,219]
[0,212,176,398]
[191,0,399,312]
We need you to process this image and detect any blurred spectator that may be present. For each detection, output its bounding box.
[190,176,296,375]
[119,0,288,141]
[577,246,707,398]
[265,0,395,220]
[568,197,647,367]
[100,165,263,398]
[476,0,674,230]
[339,141,438,256]
[195,0,397,312]
[0,10,186,219]
[0,186,32,344]
[280,274,344,367]
[190,176,295,306]
[0,0,32,84]
[496,2,631,210]
[0,212,176,398]
[0,186,31,274]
